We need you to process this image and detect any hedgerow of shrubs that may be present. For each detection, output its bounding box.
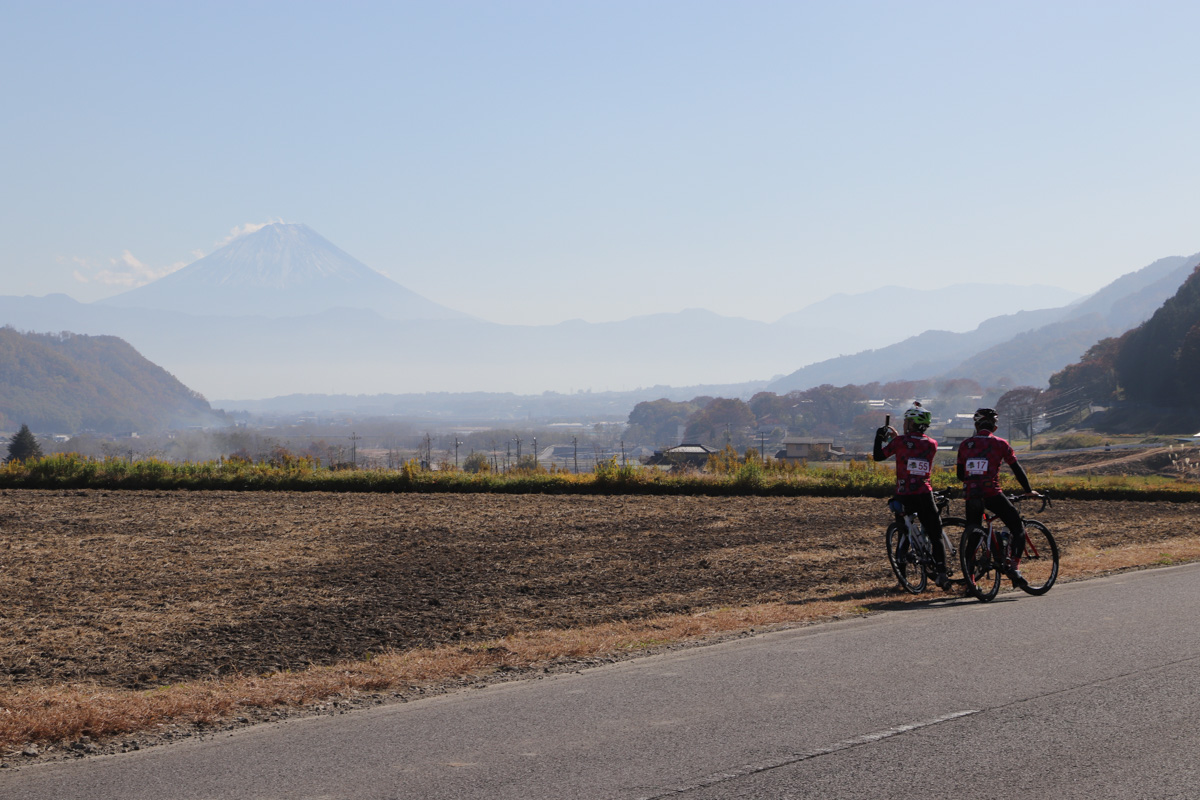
[0,451,1196,501]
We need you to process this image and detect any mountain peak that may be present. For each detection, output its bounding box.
[177,223,379,289]
[96,224,468,321]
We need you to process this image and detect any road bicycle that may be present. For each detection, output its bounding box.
[884,491,968,594]
[959,493,1059,602]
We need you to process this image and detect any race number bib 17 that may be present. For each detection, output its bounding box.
[906,458,931,476]
[965,458,990,476]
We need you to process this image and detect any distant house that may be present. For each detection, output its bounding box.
[933,426,976,449]
[644,443,720,470]
[931,414,977,448]
[777,436,845,463]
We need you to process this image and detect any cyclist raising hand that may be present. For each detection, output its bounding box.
[874,403,950,590]
[957,408,1041,588]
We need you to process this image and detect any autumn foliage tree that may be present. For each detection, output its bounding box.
[462,451,491,473]
[623,398,706,446]
[684,398,757,448]
[747,391,803,431]
[1041,337,1123,427]
[995,387,1044,442]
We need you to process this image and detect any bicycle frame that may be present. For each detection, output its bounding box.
[960,492,1057,601]
[970,493,1050,566]
[887,490,961,593]
[902,512,955,567]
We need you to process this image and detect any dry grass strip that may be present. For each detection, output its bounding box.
[3,538,1198,755]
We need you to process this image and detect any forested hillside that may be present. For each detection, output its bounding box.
[1044,265,1200,432]
[0,327,223,433]
[1115,265,1200,405]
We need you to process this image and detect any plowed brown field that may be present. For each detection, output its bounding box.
[2,489,1196,693]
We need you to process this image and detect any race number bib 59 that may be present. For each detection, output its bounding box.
[906,458,931,476]
[965,458,989,476]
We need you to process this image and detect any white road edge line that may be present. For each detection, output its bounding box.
[634,709,980,799]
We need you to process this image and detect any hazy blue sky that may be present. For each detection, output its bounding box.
[4,0,1197,325]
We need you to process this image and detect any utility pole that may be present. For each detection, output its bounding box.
[621,440,626,466]
[349,432,361,467]
[454,439,464,469]
[532,437,538,469]
[756,431,768,461]
[513,435,522,462]
[573,436,578,474]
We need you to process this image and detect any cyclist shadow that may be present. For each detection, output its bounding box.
[814,583,1023,613]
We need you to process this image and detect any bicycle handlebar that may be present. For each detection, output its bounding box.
[1007,491,1051,513]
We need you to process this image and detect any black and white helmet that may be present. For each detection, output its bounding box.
[973,407,999,429]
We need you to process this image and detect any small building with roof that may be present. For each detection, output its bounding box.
[643,443,720,470]
[777,436,845,463]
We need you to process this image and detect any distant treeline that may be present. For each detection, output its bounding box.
[624,378,997,450]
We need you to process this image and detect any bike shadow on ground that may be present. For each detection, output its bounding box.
[810,582,1025,614]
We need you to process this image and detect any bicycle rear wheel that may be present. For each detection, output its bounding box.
[886,523,926,594]
[1015,520,1059,595]
[960,525,1001,602]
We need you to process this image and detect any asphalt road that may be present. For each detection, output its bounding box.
[6,564,1200,799]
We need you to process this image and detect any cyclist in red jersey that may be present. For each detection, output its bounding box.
[957,407,1041,588]
[874,403,950,590]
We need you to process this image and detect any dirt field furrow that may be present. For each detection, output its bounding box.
[0,489,1196,691]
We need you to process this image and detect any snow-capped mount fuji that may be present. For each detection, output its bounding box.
[96,223,469,321]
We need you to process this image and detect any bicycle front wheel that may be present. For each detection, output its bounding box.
[1015,520,1059,595]
[960,525,1001,602]
[886,523,926,594]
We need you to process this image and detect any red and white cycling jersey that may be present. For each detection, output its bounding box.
[880,433,938,495]
[957,430,1018,498]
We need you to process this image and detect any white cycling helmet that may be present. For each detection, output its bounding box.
[903,404,932,432]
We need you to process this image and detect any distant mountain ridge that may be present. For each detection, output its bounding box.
[0,223,1192,400]
[97,223,468,321]
[0,327,223,433]
[768,252,1200,392]
[774,283,1082,352]
[217,381,771,419]
[767,306,1069,390]
[1065,254,1198,327]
